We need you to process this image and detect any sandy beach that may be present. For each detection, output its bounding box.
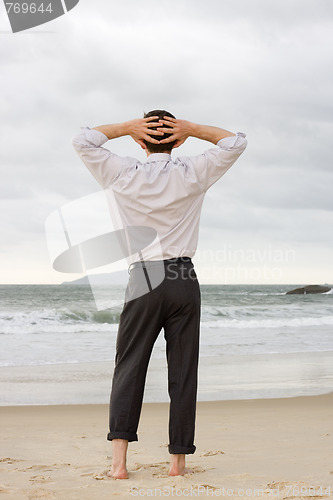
[0,393,332,499]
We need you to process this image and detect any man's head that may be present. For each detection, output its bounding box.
[143,110,176,154]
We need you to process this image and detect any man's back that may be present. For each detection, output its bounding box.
[72,126,247,261]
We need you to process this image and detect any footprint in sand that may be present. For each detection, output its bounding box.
[0,486,13,495]
[130,461,170,478]
[201,450,225,457]
[266,481,289,493]
[186,466,206,474]
[131,461,170,472]
[29,475,55,484]
[199,484,221,491]
[22,463,70,473]
[0,457,23,464]
[24,465,55,472]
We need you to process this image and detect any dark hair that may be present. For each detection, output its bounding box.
[143,109,176,153]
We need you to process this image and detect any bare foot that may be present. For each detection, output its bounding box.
[108,438,129,479]
[106,464,129,479]
[168,453,193,476]
[168,465,193,476]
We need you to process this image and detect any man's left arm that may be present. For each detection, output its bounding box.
[157,117,247,191]
[191,133,248,191]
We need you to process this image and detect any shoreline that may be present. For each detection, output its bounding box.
[1,350,333,406]
[1,392,332,499]
[1,387,333,407]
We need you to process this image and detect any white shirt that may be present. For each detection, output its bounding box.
[72,127,247,263]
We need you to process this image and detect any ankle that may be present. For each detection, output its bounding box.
[171,453,185,464]
[112,459,126,468]
[111,438,128,469]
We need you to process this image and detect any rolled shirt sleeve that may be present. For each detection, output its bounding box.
[71,126,128,188]
[72,127,247,192]
[183,132,247,192]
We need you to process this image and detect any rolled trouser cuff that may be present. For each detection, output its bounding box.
[107,432,138,442]
[168,444,196,454]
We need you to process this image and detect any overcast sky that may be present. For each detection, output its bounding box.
[1,0,333,285]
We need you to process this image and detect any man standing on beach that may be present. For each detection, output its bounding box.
[72,110,247,479]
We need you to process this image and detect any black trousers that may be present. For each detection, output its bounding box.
[107,258,201,454]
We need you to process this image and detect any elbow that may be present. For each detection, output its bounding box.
[71,136,84,151]
[71,135,79,146]
[239,137,248,152]
[240,137,248,152]
[233,134,248,153]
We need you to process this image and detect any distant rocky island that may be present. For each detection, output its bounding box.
[286,285,331,295]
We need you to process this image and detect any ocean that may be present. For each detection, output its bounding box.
[1,284,332,405]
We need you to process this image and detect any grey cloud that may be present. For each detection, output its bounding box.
[1,0,332,282]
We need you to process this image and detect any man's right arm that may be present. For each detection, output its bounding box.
[71,126,122,188]
[92,117,163,149]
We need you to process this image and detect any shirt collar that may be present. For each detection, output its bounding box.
[145,153,172,163]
